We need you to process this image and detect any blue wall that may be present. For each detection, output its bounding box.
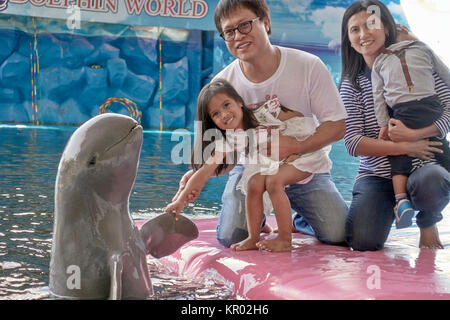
[0,15,213,129]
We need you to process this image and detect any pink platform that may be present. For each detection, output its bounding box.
[137,213,450,300]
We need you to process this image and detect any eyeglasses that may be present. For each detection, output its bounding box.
[220,17,260,42]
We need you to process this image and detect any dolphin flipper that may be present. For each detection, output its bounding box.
[109,254,123,300]
[140,213,198,258]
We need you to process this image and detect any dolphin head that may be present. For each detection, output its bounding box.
[57,113,143,205]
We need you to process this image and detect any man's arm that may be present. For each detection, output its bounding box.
[274,119,345,160]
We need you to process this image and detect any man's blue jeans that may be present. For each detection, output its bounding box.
[216,165,349,247]
[346,164,450,251]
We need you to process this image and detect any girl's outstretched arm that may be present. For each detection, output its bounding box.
[165,152,225,219]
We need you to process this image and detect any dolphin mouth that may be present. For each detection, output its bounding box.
[104,122,142,153]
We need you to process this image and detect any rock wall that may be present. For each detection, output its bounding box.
[0,15,213,129]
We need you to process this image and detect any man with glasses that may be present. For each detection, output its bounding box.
[176,0,349,249]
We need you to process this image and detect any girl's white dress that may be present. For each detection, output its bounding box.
[235,98,332,215]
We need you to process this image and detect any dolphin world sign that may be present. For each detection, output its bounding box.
[0,0,217,30]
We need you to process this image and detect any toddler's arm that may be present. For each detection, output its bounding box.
[371,65,390,128]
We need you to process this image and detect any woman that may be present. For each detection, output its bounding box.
[174,0,348,248]
[340,0,450,250]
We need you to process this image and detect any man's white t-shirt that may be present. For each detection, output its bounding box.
[214,46,347,124]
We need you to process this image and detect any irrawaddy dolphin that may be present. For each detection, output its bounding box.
[49,113,198,299]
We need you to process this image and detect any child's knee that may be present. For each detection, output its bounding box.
[265,176,284,194]
[248,176,265,194]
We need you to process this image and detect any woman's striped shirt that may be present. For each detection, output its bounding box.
[340,68,450,181]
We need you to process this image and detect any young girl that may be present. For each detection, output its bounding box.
[165,79,332,252]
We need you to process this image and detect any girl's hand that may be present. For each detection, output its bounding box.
[164,199,185,220]
[388,118,418,142]
[402,139,443,161]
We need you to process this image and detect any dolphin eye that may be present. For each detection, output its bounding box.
[88,156,97,167]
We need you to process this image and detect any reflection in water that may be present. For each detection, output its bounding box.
[0,125,357,299]
[148,259,235,300]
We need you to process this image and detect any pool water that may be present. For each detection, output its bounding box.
[0,124,358,299]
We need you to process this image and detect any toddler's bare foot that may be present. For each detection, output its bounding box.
[419,225,444,249]
[256,236,292,252]
[231,237,260,251]
[261,224,273,234]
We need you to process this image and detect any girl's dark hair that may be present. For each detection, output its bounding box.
[191,79,258,175]
[340,0,397,90]
[214,0,271,36]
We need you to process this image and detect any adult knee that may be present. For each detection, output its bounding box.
[346,233,385,251]
[216,228,248,248]
[345,211,388,251]
[346,220,385,250]
[317,225,346,246]
[408,165,450,211]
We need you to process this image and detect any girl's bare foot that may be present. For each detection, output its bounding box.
[261,224,273,233]
[256,236,292,252]
[419,225,444,249]
[230,237,260,251]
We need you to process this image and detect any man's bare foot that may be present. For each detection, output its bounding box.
[256,236,292,252]
[230,237,260,251]
[261,224,273,234]
[419,225,444,249]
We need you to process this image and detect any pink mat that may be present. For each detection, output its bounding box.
[136,214,450,300]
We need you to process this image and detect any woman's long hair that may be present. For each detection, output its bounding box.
[191,79,258,175]
[339,0,397,90]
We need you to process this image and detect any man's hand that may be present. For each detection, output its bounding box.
[259,131,300,161]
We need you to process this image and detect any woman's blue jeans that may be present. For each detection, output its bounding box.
[346,164,450,251]
[216,165,349,247]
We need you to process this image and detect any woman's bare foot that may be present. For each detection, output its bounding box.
[256,236,292,252]
[230,237,260,251]
[419,225,444,249]
[261,224,273,234]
